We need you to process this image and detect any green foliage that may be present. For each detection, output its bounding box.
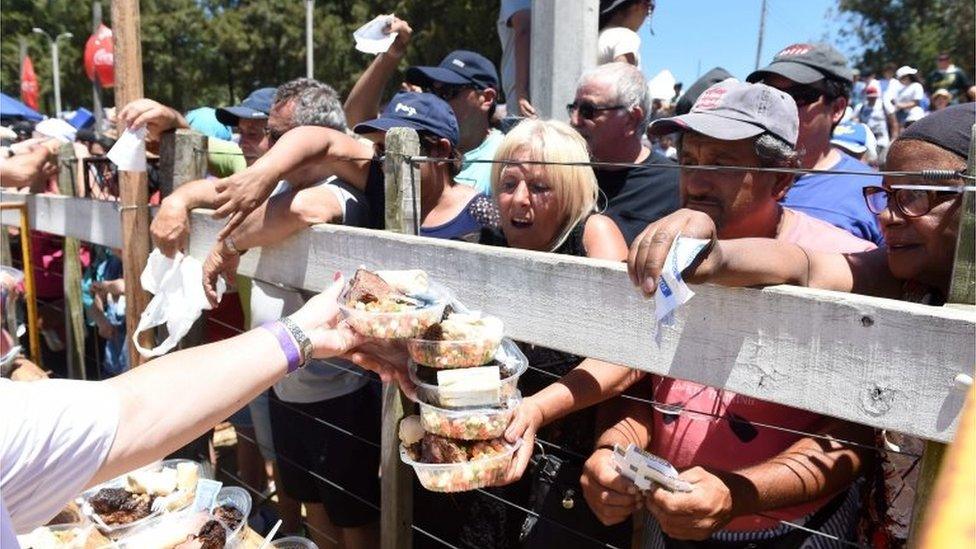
[0,0,500,116]
[836,0,975,79]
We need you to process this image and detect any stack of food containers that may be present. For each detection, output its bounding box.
[338,269,528,492]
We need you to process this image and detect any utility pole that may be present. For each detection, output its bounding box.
[754,0,767,70]
[93,1,104,133]
[32,27,73,117]
[305,0,314,78]
[18,37,26,88]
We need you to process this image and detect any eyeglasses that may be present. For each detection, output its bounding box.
[863,185,969,217]
[566,101,626,120]
[780,84,826,107]
[428,83,477,102]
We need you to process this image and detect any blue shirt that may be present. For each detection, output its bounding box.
[419,194,497,242]
[455,129,504,195]
[781,153,884,246]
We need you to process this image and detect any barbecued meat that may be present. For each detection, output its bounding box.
[213,505,243,531]
[419,322,444,341]
[347,269,394,304]
[421,433,469,463]
[196,520,226,549]
[89,488,152,525]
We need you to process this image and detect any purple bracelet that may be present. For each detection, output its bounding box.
[262,321,302,374]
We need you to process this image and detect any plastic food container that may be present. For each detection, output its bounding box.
[78,459,206,539]
[400,440,520,492]
[116,510,230,549]
[17,524,109,549]
[338,282,448,339]
[407,330,502,368]
[213,486,252,543]
[409,339,528,407]
[272,537,320,549]
[419,395,519,440]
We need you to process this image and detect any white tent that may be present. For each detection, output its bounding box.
[647,69,677,101]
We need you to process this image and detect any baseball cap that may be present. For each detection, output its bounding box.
[831,122,868,154]
[865,85,880,97]
[648,79,798,146]
[406,50,499,91]
[895,66,918,79]
[353,92,459,147]
[186,107,233,141]
[215,87,275,126]
[747,43,853,85]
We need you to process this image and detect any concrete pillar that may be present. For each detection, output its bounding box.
[529,0,599,120]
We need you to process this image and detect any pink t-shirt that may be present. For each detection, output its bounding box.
[650,208,875,531]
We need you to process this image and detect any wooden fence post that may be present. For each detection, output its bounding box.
[112,0,152,368]
[158,129,209,350]
[379,127,421,549]
[908,123,976,543]
[57,142,86,380]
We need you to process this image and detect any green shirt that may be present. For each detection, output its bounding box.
[207,137,247,177]
[455,129,503,195]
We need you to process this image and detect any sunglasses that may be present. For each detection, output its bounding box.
[428,83,478,102]
[566,101,626,120]
[780,84,826,107]
[863,184,969,218]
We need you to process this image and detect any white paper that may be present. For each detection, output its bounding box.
[353,15,397,54]
[106,126,148,172]
[132,249,225,358]
[655,236,710,325]
[611,443,693,493]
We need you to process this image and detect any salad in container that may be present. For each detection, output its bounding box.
[407,312,504,368]
[398,416,519,492]
[339,269,448,339]
[418,395,519,441]
[409,338,527,408]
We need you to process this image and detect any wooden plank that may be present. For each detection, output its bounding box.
[529,0,599,120]
[184,214,976,443]
[908,123,976,543]
[0,194,123,249]
[57,142,86,380]
[379,127,418,549]
[112,0,152,368]
[158,129,208,195]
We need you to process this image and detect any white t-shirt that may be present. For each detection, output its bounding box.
[251,178,371,404]
[497,0,531,112]
[856,98,895,146]
[598,26,641,67]
[1,379,120,538]
[896,82,925,106]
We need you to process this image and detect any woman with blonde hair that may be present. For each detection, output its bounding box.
[483,119,627,259]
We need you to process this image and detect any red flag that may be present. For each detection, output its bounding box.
[84,23,114,88]
[20,55,40,111]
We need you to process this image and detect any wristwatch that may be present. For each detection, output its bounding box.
[222,236,244,256]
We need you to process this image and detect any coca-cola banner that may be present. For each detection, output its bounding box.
[84,23,114,87]
[20,55,40,110]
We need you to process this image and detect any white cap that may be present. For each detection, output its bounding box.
[895,65,918,78]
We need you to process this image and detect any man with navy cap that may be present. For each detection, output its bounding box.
[581,80,874,546]
[342,18,502,195]
[215,87,276,165]
[748,43,884,246]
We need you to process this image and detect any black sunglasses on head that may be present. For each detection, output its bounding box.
[566,101,627,120]
[428,83,479,102]
[779,83,827,107]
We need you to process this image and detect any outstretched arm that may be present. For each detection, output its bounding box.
[343,16,413,127]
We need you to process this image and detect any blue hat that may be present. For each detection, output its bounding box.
[831,122,868,154]
[186,107,233,141]
[353,92,459,146]
[68,107,95,130]
[215,87,275,126]
[406,50,499,91]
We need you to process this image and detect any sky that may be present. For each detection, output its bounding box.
[637,0,856,92]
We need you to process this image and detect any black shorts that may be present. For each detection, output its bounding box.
[269,382,382,528]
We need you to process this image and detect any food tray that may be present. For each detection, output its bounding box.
[78,459,206,539]
[409,339,527,407]
[338,281,448,339]
[418,395,520,440]
[400,440,520,492]
[115,510,230,548]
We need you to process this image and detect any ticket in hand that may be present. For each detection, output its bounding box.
[655,236,709,325]
[611,444,693,493]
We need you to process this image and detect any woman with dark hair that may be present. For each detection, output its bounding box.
[894,66,926,128]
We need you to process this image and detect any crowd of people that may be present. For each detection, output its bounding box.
[2,1,974,548]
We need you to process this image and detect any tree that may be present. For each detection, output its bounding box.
[836,0,975,79]
[1,0,501,117]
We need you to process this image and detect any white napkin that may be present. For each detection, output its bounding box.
[106,126,148,172]
[655,236,710,325]
[353,15,397,54]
